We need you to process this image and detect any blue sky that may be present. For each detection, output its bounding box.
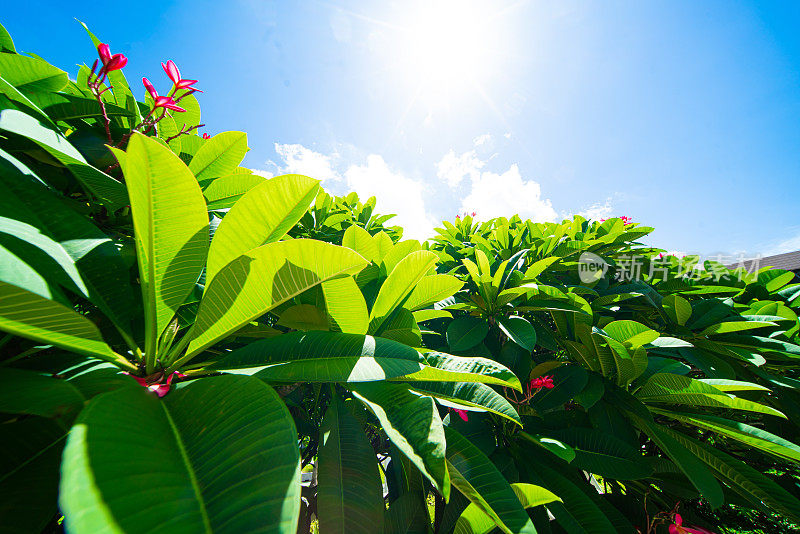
[4,1,800,258]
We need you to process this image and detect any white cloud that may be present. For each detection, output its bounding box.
[436,149,485,188]
[272,143,341,183]
[344,155,436,241]
[764,230,800,256]
[473,133,492,146]
[460,164,557,222]
[576,198,613,221]
[268,143,436,241]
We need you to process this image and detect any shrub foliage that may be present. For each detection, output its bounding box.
[1,22,799,534]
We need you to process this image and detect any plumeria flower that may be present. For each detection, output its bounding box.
[142,77,186,112]
[125,371,185,398]
[450,408,469,421]
[530,375,555,390]
[202,133,211,139]
[97,43,127,74]
[471,211,476,217]
[162,60,201,91]
[668,513,716,534]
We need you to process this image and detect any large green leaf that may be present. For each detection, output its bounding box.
[112,133,209,366]
[210,331,426,381]
[602,320,659,347]
[633,416,724,508]
[385,492,430,534]
[0,53,68,93]
[454,482,560,534]
[0,368,84,422]
[635,373,785,418]
[0,109,128,210]
[447,316,490,352]
[447,427,537,534]
[665,427,800,523]
[651,408,800,463]
[403,274,463,312]
[205,174,320,283]
[182,240,367,362]
[547,428,652,480]
[342,224,379,263]
[322,276,369,334]
[661,294,691,325]
[397,351,521,390]
[350,381,449,499]
[0,149,135,332]
[497,316,537,352]
[202,173,266,210]
[369,251,438,335]
[0,417,66,533]
[188,131,248,181]
[407,381,521,426]
[318,396,385,534]
[0,281,132,369]
[59,375,301,533]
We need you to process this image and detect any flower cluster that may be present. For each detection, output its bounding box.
[668,514,715,534]
[124,371,185,398]
[505,374,556,405]
[84,42,205,147]
[455,212,477,219]
[599,215,632,224]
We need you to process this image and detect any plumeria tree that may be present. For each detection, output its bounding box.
[1,20,800,534]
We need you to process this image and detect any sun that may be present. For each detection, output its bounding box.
[393,0,505,105]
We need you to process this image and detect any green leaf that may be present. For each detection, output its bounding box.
[635,373,785,418]
[112,133,209,365]
[183,240,368,361]
[0,417,66,533]
[205,174,320,283]
[59,375,301,533]
[210,330,426,381]
[548,428,652,480]
[0,368,84,422]
[0,281,131,369]
[602,320,659,346]
[0,53,68,93]
[404,274,464,312]
[447,316,490,352]
[202,173,266,210]
[398,351,521,390]
[350,381,449,499]
[518,432,576,463]
[651,409,800,463]
[447,427,537,534]
[342,225,379,263]
[665,427,800,522]
[497,316,537,352]
[369,251,438,335]
[188,131,248,181]
[0,149,135,332]
[322,276,369,334]
[408,381,522,426]
[0,22,16,52]
[633,416,724,508]
[0,109,127,210]
[700,320,777,336]
[454,483,560,534]
[318,396,385,534]
[385,492,430,534]
[662,294,691,325]
[276,304,328,331]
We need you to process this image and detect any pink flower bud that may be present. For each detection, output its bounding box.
[142,77,158,100]
[162,60,181,85]
[202,133,211,139]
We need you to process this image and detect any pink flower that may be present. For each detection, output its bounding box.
[97,43,127,73]
[125,371,185,398]
[455,214,461,219]
[529,375,554,391]
[142,77,158,100]
[154,95,186,112]
[202,133,211,139]
[669,514,716,534]
[471,211,476,217]
[451,408,469,421]
[162,60,201,91]
[142,77,186,112]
